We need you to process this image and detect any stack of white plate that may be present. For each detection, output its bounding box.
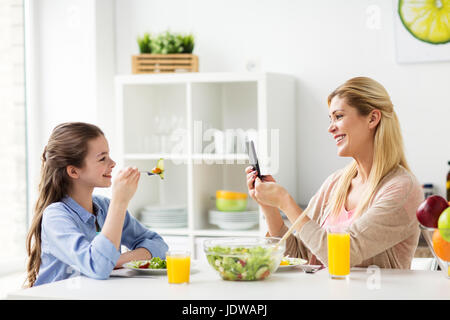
[208,210,259,230]
[140,205,187,228]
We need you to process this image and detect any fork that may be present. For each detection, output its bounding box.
[301,265,323,274]
[140,171,157,176]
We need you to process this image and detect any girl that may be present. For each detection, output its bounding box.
[246,77,423,269]
[25,122,168,287]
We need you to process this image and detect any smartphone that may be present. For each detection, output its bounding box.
[246,139,261,179]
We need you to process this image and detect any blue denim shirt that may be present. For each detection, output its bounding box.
[34,195,168,286]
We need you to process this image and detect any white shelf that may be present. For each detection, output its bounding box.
[115,72,297,258]
[147,228,190,236]
[124,153,188,160]
[192,228,261,237]
[115,72,280,85]
[147,227,262,238]
[191,153,249,161]
[124,153,248,161]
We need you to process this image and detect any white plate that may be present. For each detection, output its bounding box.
[122,260,197,275]
[277,257,307,270]
[144,222,188,228]
[143,205,187,211]
[140,218,187,222]
[211,221,259,230]
[209,210,258,216]
[122,260,167,274]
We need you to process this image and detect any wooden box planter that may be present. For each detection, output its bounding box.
[132,54,199,74]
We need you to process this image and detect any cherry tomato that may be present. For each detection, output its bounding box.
[238,259,246,267]
[139,262,150,269]
[152,167,162,174]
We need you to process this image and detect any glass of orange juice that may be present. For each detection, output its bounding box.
[166,250,191,284]
[327,225,350,279]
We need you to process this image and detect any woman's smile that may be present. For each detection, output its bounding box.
[334,134,346,145]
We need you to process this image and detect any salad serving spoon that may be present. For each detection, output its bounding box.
[275,207,310,250]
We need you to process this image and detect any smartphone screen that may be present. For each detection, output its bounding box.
[246,140,261,179]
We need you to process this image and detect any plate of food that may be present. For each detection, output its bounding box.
[122,257,198,275]
[123,257,168,274]
[277,257,307,270]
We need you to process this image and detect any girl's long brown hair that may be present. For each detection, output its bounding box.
[25,122,104,287]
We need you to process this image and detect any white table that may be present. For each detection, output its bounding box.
[7,261,450,300]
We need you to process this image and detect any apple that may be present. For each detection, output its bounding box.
[438,207,450,241]
[416,195,449,228]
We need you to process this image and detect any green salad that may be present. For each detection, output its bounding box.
[205,246,279,281]
[129,257,166,269]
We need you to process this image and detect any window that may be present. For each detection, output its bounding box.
[0,0,27,267]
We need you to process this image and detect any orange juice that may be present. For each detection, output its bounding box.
[166,253,191,284]
[327,232,350,278]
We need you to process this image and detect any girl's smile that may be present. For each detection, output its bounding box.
[77,135,116,188]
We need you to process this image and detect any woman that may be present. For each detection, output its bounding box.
[26,122,168,287]
[246,77,423,269]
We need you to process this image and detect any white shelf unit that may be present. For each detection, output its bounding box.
[115,72,297,258]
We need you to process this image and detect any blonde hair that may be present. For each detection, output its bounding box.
[327,77,410,221]
[25,122,104,287]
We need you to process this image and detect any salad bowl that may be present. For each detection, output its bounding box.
[203,237,285,281]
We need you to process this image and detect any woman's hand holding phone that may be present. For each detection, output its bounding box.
[245,166,286,235]
[245,166,276,207]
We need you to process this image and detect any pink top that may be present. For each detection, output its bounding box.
[321,206,355,230]
[273,165,424,269]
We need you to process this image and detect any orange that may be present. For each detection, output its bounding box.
[152,167,162,174]
[432,229,450,262]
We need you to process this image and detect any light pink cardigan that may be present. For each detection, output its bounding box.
[270,165,424,269]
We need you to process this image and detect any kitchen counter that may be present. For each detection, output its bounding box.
[7,261,450,300]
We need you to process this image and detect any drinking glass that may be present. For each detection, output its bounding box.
[166,250,191,284]
[327,225,350,279]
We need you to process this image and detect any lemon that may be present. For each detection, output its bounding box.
[398,0,450,44]
[280,259,289,266]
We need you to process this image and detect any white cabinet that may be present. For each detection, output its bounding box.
[115,72,296,257]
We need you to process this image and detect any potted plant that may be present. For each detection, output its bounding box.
[132,31,198,74]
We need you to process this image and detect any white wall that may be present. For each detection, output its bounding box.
[115,0,450,204]
[30,0,450,207]
[27,0,115,213]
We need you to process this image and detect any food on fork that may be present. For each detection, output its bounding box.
[151,158,164,179]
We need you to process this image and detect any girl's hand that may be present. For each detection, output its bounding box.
[114,248,151,269]
[245,166,277,208]
[253,176,289,209]
[112,167,140,205]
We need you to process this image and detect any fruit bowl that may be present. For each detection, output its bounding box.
[203,237,285,281]
[419,225,450,279]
